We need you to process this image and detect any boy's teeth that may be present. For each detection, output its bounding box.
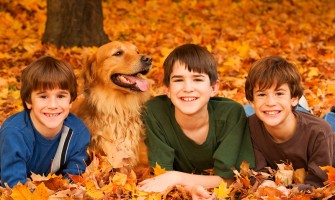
[266,111,278,115]
[182,97,196,101]
[46,113,59,117]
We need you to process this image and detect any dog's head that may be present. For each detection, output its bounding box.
[83,41,152,93]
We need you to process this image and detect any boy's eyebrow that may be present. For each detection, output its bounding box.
[57,90,71,94]
[35,90,47,94]
[171,75,183,79]
[171,74,205,78]
[254,87,288,93]
[193,74,205,77]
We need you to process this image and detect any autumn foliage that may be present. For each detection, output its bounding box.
[0,0,335,199]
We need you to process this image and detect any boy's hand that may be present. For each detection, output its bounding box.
[137,171,181,193]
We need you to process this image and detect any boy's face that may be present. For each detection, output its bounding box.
[166,61,219,117]
[26,88,72,139]
[250,83,299,129]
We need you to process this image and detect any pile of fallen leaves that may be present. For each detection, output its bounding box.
[1,0,335,199]
[2,156,335,199]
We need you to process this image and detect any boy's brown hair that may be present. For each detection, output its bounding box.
[245,56,303,102]
[20,56,78,110]
[163,44,218,86]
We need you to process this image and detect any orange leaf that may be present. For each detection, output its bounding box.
[321,165,335,186]
[32,183,49,200]
[67,173,85,184]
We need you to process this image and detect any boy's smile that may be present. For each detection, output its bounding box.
[26,88,72,139]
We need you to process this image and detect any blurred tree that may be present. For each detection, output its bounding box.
[42,0,110,48]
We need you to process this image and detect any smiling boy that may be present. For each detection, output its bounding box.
[245,56,334,189]
[138,44,254,198]
[0,56,90,187]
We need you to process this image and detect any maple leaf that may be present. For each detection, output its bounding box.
[85,180,105,199]
[112,172,127,186]
[67,173,85,184]
[11,183,33,200]
[275,163,294,186]
[153,162,166,176]
[293,168,306,184]
[213,181,232,199]
[31,183,50,200]
[103,142,130,168]
[321,165,335,186]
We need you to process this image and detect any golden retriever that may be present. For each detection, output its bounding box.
[71,41,151,168]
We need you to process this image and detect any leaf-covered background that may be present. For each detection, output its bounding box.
[0,0,335,125]
[0,0,335,199]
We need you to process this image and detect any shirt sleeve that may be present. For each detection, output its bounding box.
[305,130,333,187]
[0,127,30,187]
[61,125,90,177]
[142,107,175,170]
[213,110,255,178]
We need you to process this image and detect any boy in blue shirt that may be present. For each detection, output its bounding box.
[0,56,90,187]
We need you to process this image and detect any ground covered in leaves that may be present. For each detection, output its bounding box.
[0,0,335,199]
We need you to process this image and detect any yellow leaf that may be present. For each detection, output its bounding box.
[153,163,166,176]
[213,181,232,199]
[236,42,249,57]
[85,180,104,199]
[112,172,127,186]
[307,67,319,78]
[11,183,32,200]
[32,183,49,200]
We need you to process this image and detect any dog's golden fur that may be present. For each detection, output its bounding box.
[71,41,151,167]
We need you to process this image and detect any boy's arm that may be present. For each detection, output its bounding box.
[0,128,29,187]
[138,170,232,193]
[305,130,333,187]
[142,108,175,170]
[213,109,255,178]
[61,126,90,176]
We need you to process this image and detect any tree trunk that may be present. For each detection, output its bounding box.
[42,0,110,48]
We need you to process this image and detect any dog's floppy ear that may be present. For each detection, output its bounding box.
[83,54,97,86]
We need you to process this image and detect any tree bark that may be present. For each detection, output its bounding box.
[42,0,110,48]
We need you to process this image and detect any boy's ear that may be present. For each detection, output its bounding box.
[26,101,32,110]
[211,80,220,97]
[164,86,170,98]
[249,101,255,109]
[291,96,299,107]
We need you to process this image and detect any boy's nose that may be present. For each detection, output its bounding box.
[48,97,58,108]
[265,95,276,105]
[183,80,194,92]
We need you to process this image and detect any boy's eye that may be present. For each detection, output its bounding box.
[256,93,266,97]
[39,95,48,99]
[194,78,204,82]
[172,79,183,82]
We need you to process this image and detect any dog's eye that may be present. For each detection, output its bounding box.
[113,51,123,56]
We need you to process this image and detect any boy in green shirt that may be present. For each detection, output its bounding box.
[138,44,254,198]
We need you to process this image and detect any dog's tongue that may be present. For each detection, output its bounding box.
[125,75,149,91]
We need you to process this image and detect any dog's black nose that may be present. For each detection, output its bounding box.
[141,55,152,66]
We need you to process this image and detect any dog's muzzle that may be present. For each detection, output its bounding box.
[111,55,152,92]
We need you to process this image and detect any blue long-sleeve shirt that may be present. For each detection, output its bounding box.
[0,110,90,187]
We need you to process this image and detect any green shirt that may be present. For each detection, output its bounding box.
[143,95,255,178]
